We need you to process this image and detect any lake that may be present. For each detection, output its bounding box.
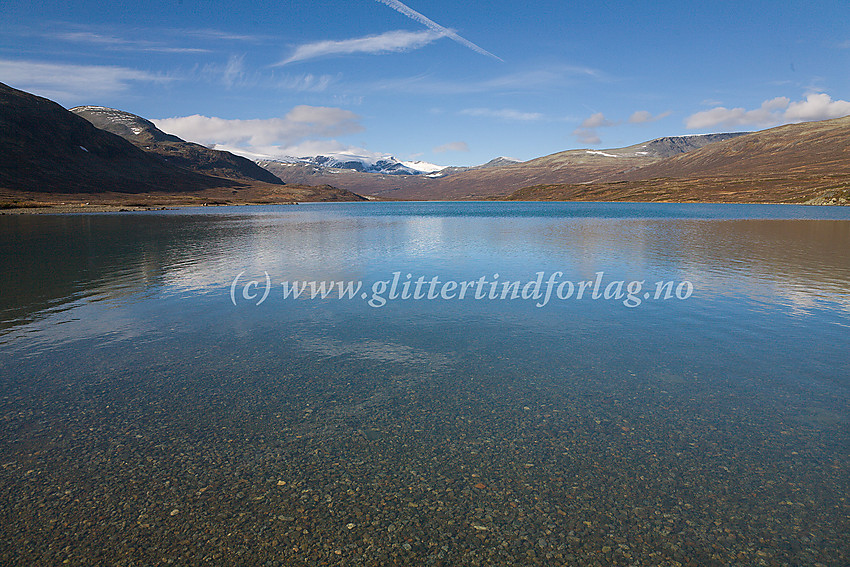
[1,202,848,566]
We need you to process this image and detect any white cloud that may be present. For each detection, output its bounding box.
[784,93,850,121]
[216,140,394,163]
[152,106,364,158]
[281,142,387,160]
[580,112,615,128]
[685,93,850,129]
[459,108,544,121]
[628,110,671,124]
[0,58,165,102]
[275,30,443,65]
[685,97,789,129]
[433,141,470,153]
[572,112,616,145]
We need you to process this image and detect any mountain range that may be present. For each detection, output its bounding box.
[253,153,518,178]
[0,82,363,205]
[1,82,848,206]
[257,121,848,204]
[507,115,850,205]
[257,133,753,200]
[262,153,447,176]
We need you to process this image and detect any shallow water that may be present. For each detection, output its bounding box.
[1,202,848,566]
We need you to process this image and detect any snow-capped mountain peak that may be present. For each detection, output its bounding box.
[254,151,447,176]
[399,160,446,174]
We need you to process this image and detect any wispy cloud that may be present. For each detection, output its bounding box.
[152,106,364,158]
[628,110,671,124]
[485,66,603,88]
[47,24,269,47]
[192,55,255,89]
[49,30,210,53]
[188,55,340,92]
[0,58,166,102]
[433,141,470,153]
[374,0,502,61]
[274,73,339,92]
[179,28,268,42]
[685,93,850,129]
[460,108,543,121]
[372,65,604,95]
[275,29,442,65]
[53,31,125,45]
[221,55,245,87]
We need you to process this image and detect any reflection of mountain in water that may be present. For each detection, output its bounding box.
[2,206,849,335]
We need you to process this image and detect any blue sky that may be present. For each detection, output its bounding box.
[2,0,849,166]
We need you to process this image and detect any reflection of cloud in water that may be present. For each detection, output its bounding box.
[296,337,452,370]
[677,266,850,319]
[1,297,157,353]
[403,216,446,257]
[159,216,393,293]
[772,285,850,318]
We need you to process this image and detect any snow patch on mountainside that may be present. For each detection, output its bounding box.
[72,106,146,135]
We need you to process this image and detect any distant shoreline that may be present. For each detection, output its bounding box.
[0,202,302,215]
[2,197,846,215]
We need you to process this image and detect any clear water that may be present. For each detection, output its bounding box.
[1,202,848,566]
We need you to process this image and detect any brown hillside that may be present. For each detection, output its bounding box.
[609,116,850,181]
[504,116,850,205]
[261,134,746,200]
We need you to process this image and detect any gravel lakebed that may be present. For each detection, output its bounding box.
[0,353,845,566]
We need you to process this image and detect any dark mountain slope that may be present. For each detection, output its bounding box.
[70,106,285,185]
[0,82,234,193]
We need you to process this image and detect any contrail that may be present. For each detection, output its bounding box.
[374,0,503,61]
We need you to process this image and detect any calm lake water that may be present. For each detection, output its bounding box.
[1,202,848,566]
